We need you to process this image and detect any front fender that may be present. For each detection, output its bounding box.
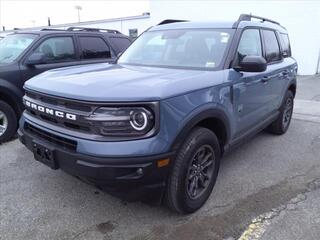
[166,102,232,152]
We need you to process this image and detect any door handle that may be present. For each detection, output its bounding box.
[282,70,289,76]
[261,76,271,83]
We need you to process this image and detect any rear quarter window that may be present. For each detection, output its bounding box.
[109,37,131,53]
[280,33,291,57]
[79,37,111,59]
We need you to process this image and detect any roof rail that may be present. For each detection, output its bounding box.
[41,28,66,31]
[157,19,188,25]
[66,27,121,34]
[233,14,280,28]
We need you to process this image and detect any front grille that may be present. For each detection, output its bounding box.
[25,122,77,151]
[24,91,94,134]
[25,91,92,112]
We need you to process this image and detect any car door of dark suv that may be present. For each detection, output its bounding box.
[19,34,81,82]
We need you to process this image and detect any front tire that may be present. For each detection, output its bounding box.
[267,90,294,135]
[0,100,18,143]
[166,127,221,214]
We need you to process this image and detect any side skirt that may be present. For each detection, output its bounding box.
[224,111,279,154]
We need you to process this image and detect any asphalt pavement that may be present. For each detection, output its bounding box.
[0,75,320,240]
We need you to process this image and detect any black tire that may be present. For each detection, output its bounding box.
[166,127,221,214]
[267,90,294,135]
[0,100,18,143]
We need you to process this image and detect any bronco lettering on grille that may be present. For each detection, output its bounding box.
[25,100,77,121]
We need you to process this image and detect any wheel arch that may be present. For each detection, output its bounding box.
[0,79,24,117]
[288,83,296,97]
[170,108,231,155]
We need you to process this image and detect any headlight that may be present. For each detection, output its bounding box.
[87,107,155,137]
[130,110,148,131]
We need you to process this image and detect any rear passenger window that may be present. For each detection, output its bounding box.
[79,37,111,59]
[262,30,281,62]
[110,37,131,52]
[237,29,262,62]
[280,33,291,57]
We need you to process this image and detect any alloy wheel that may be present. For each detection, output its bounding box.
[186,145,215,199]
[0,110,8,137]
[282,97,293,129]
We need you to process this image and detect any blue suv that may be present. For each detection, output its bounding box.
[18,15,297,213]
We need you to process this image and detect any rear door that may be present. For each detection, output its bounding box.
[261,29,287,111]
[20,35,80,82]
[232,28,271,137]
[77,35,115,64]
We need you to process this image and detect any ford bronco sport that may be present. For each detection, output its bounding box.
[19,15,297,213]
[0,27,131,142]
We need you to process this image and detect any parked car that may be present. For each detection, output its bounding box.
[18,15,297,213]
[0,27,132,142]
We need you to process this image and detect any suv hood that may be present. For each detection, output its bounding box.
[25,63,226,102]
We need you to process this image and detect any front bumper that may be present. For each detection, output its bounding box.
[18,125,174,202]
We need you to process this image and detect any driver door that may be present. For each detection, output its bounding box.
[19,35,80,82]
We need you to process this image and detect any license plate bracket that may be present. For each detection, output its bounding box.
[32,141,59,170]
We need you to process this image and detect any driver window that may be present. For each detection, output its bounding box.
[237,29,262,62]
[34,37,76,62]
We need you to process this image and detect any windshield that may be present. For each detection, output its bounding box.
[118,29,233,69]
[0,34,37,64]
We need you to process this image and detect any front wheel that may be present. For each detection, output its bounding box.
[267,90,294,135]
[166,127,221,214]
[0,100,18,143]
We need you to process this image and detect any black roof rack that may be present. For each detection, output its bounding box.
[66,27,121,34]
[41,28,66,31]
[40,27,121,34]
[233,14,281,28]
[158,19,188,25]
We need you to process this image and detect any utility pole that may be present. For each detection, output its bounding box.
[74,5,82,22]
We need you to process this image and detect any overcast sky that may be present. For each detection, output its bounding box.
[0,0,150,30]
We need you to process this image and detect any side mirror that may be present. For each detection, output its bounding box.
[235,55,267,72]
[282,51,288,58]
[25,53,47,66]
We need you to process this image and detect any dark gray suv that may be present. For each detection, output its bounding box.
[19,15,297,213]
[0,27,131,142]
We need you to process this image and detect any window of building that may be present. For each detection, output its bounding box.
[129,29,138,39]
